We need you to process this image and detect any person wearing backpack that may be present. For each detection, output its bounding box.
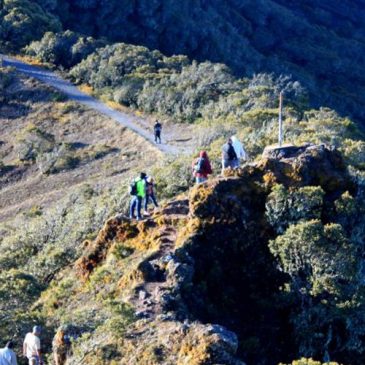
[221,138,238,173]
[143,176,159,216]
[154,120,162,144]
[192,151,212,184]
[129,172,147,220]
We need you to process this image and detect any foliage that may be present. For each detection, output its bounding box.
[25,30,107,68]
[0,0,61,51]
[151,154,194,199]
[266,185,325,234]
[280,359,342,365]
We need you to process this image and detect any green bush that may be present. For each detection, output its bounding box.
[266,185,325,234]
[25,30,107,68]
[0,0,61,51]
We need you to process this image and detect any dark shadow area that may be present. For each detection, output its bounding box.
[0,102,31,119]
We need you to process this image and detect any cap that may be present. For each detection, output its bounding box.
[33,326,41,334]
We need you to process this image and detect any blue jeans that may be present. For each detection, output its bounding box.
[144,193,158,210]
[130,196,143,219]
[196,176,207,184]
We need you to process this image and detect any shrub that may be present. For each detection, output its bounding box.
[266,185,325,234]
[0,0,61,51]
[25,30,107,68]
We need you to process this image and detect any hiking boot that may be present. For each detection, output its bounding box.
[143,210,150,216]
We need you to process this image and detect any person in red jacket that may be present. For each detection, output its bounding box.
[192,151,213,184]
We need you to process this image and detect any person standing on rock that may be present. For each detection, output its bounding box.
[192,151,212,184]
[23,326,42,365]
[154,120,162,144]
[143,176,159,216]
[221,138,238,173]
[231,136,248,168]
[0,341,18,365]
[129,172,147,220]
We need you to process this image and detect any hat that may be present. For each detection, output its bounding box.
[33,326,41,334]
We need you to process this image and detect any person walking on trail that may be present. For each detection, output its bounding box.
[52,326,71,365]
[192,151,213,184]
[231,136,248,168]
[0,341,17,365]
[143,176,159,216]
[222,138,238,173]
[154,120,162,144]
[23,326,42,365]
[129,172,147,220]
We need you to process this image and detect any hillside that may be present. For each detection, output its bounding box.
[0,67,162,222]
[3,0,364,122]
[19,144,365,365]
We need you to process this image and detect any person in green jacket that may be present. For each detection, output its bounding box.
[129,172,147,220]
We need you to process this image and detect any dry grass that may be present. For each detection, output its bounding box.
[0,73,160,222]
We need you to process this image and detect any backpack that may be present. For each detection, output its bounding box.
[194,157,205,173]
[129,180,137,196]
[227,144,237,160]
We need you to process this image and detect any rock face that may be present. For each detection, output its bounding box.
[43,145,363,365]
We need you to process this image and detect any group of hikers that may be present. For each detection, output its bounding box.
[129,134,247,220]
[0,325,71,365]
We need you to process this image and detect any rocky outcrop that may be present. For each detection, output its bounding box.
[49,144,362,365]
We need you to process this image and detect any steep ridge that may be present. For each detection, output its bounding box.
[35,144,365,365]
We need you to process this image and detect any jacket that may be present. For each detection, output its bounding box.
[135,178,146,198]
[192,151,213,178]
[231,136,247,160]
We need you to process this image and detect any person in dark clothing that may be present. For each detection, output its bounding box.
[154,121,162,144]
[192,151,213,184]
[143,176,159,215]
[222,138,238,173]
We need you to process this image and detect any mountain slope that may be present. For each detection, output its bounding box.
[52,0,365,122]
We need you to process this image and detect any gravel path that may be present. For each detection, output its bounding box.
[1,55,181,155]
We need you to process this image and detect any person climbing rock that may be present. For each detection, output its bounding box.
[231,135,248,168]
[143,176,159,215]
[23,326,42,365]
[154,120,162,144]
[0,341,17,365]
[52,326,71,365]
[129,172,147,220]
[192,151,212,184]
[221,138,238,173]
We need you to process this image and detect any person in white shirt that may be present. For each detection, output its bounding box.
[0,341,17,365]
[23,326,42,365]
[231,136,248,168]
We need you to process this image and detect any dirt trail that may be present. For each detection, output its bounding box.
[1,55,195,155]
[131,198,189,318]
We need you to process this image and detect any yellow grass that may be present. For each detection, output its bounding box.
[78,84,94,95]
[14,55,48,67]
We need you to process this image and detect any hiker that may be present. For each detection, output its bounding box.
[129,172,147,220]
[154,120,162,144]
[0,341,17,365]
[23,326,42,365]
[143,176,158,215]
[221,138,238,173]
[192,151,212,184]
[52,326,71,365]
[231,136,248,168]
